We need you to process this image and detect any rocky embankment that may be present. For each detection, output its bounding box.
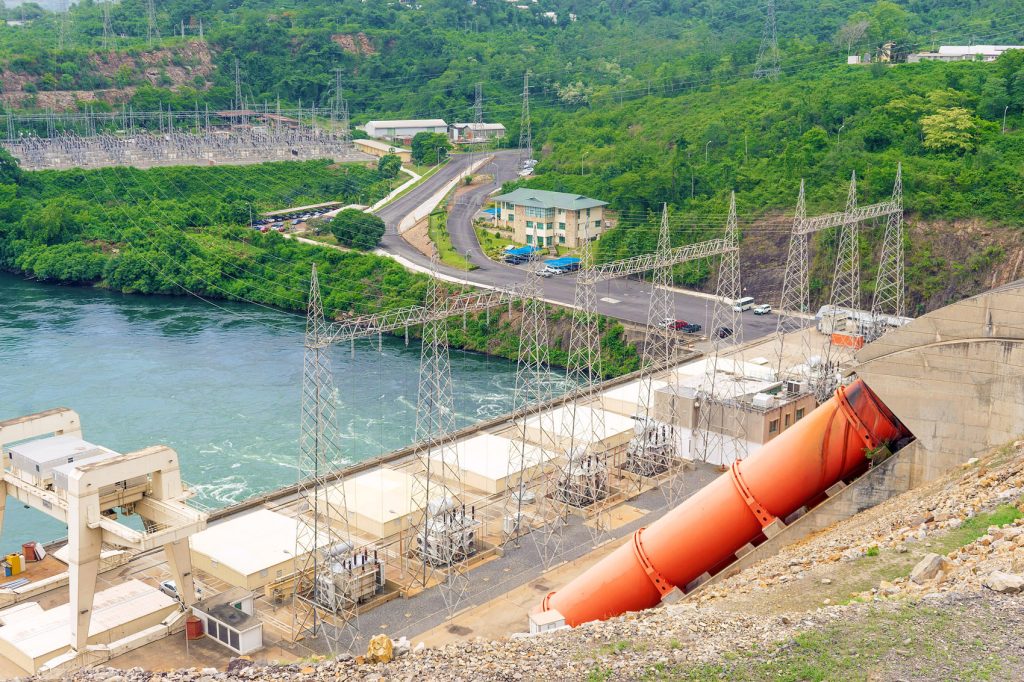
[40,442,1024,682]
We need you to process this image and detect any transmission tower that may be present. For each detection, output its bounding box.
[292,264,358,653]
[689,193,748,471]
[57,0,70,50]
[473,83,483,126]
[552,221,610,548]
[773,180,810,374]
[625,205,680,497]
[407,254,471,618]
[753,0,781,80]
[146,0,159,47]
[870,163,905,338]
[234,59,244,111]
[503,261,553,556]
[812,171,860,403]
[101,0,114,50]
[518,71,532,168]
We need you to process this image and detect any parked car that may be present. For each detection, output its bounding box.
[753,304,772,315]
[160,579,203,604]
[681,323,702,333]
[665,320,689,330]
[659,318,678,328]
[716,326,733,338]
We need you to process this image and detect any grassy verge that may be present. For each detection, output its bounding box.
[474,224,515,259]
[428,210,475,271]
[376,159,450,208]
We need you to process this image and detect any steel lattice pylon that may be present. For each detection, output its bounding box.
[552,222,609,546]
[626,205,681,497]
[503,261,555,561]
[812,171,860,402]
[518,72,532,169]
[753,0,781,80]
[146,0,160,46]
[870,163,905,339]
[407,255,472,618]
[689,193,749,475]
[773,180,816,379]
[292,264,358,653]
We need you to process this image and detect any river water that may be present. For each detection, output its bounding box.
[0,273,555,551]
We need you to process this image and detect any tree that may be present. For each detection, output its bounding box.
[378,153,403,178]
[411,132,452,165]
[0,147,22,186]
[835,18,870,55]
[920,108,978,155]
[330,209,385,249]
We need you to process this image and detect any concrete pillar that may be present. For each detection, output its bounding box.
[67,496,101,651]
[0,481,6,537]
[163,540,197,607]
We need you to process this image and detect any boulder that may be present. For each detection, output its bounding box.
[983,571,1024,594]
[910,553,948,584]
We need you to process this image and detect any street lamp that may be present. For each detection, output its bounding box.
[581,150,588,176]
[1003,105,1009,134]
[704,140,711,163]
[836,123,845,148]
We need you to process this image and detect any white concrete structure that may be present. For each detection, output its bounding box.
[189,509,325,590]
[522,404,636,454]
[909,45,1024,63]
[316,468,455,538]
[449,122,506,143]
[429,433,556,494]
[0,579,178,674]
[599,379,668,417]
[363,119,448,142]
[0,409,207,656]
[191,587,262,656]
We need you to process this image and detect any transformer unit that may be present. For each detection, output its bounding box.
[314,544,385,612]
[6,435,116,486]
[557,448,608,508]
[415,498,479,567]
[624,418,676,478]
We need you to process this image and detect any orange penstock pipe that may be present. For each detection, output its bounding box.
[541,379,910,626]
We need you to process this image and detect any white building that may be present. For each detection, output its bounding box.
[363,119,448,142]
[909,45,1024,63]
[449,122,507,143]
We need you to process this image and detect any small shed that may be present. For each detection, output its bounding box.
[354,138,412,163]
[189,509,324,590]
[315,468,455,539]
[523,404,636,455]
[428,433,556,494]
[599,378,668,417]
[191,587,262,656]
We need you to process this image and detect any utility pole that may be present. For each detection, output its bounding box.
[518,71,532,169]
[869,163,905,339]
[753,0,780,80]
[690,193,748,472]
[408,253,470,618]
[146,0,159,47]
[473,82,483,126]
[291,264,359,653]
[101,0,114,50]
[627,205,681,499]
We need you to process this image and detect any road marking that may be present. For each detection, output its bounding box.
[600,297,621,304]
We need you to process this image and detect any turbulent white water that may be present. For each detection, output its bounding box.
[0,273,562,552]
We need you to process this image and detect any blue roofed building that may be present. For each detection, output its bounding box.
[490,188,609,248]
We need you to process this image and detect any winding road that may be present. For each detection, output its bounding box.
[374,151,779,341]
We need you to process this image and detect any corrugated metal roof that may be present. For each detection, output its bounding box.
[491,188,608,210]
[365,119,447,128]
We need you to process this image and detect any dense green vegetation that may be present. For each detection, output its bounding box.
[411,133,452,165]
[330,209,385,250]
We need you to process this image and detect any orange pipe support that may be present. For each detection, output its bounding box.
[541,379,911,626]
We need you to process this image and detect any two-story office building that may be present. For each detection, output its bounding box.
[490,188,608,248]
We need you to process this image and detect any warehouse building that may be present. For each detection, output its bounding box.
[428,433,556,494]
[490,188,609,248]
[189,509,325,591]
[363,119,448,143]
[354,138,412,163]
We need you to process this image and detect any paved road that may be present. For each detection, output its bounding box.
[374,151,779,341]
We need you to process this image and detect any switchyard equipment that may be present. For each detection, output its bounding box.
[623,418,676,478]
[556,449,608,509]
[537,379,913,626]
[0,408,207,670]
[415,500,479,566]
[314,545,385,611]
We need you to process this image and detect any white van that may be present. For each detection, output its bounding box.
[732,296,755,312]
